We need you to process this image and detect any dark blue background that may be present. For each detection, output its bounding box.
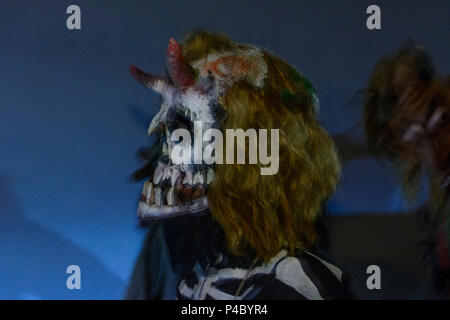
[0,0,448,299]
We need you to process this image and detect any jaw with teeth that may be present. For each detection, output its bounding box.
[139,162,214,220]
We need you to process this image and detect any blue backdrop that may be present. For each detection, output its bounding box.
[0,0,448,299]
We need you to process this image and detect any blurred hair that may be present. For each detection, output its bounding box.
[364,41,434,157]
[181,30,340,262]
[363,41,448,205]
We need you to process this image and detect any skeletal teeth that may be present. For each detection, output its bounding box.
[146,181,154,204]
[193,172,204,185]
[154,188,162,206]
[153,163,166,185]
[170,168,181,186]
[166,131,172,156]
[162,142,168,155]
[167,187,175,205]
[142,180,149,194]
[206,168,215,184]
[182,171,193,185]
[162,166,171,182]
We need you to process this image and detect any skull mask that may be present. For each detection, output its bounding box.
[130,38,268,220]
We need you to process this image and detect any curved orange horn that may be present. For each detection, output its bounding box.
[129,65,173,95]
[166,38,195,90]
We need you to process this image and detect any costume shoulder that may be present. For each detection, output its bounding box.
[253,251,353,300]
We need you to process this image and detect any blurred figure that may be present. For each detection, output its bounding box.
[363,42,450,297]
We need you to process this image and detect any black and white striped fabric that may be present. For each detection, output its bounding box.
[177,249,351,300]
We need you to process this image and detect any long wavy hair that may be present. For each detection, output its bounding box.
[181,30,340,262]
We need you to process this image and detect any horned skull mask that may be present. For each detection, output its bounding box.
[130,38,267,220]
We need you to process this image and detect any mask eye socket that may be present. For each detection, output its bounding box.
[427,106,449,132]
[210,101,227,124]
[166,105,193,132]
